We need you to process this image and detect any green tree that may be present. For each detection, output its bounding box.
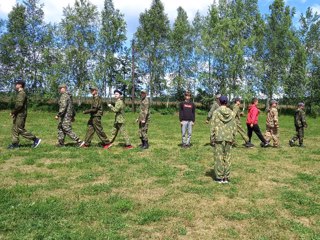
[96,0,127,99]
[169,7,192,100]
[0,4,28,89]
[60,0,98,94]
[135,0,170,102]
[261,0,295,100]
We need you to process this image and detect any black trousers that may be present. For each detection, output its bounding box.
[247,124,266,143]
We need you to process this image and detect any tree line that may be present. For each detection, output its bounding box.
[0,0,319,109]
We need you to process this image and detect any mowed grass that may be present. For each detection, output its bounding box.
[0,109,320,239]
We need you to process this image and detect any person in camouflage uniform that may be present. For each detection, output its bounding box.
[8,80,41,149]
[107,90,133,149]
[136,89,150,149]
[211,96,237,184]
[82,86,111,148]
[55,84,84,147]
[206,92,221,146]
[264,100,279,147]
[289,102,307,147]
[232,97,249,146]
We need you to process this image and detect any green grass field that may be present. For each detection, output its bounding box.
[0,109,320,239]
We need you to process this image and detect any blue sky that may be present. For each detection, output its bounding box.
[1,0,320,40]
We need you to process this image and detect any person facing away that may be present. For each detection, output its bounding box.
[245,97,269,148]
[136,89,150,149]
[107,89,133,149]
[55,84,85,147]
[179,91,195,148]
[82,86,111,149]
[232,97,249,146]
[211,95,237,183]
[206,92,221,146]
[8,80,41,149]
[264,100,279,147]
[289,102,307,147]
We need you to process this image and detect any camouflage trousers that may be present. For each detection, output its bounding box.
[139,121,149,141]
[265,126,279,147]
[214,141,232,180]
[210,121,215,145]
[58,117,81,145]
[84,117,110,146]
[291,126,304,145]
[12,116,36,144]
[111,122,131,146]
[236,121,249,143]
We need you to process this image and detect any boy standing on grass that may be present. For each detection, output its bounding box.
[289,102,307,147]
[55,84,85,147]
[179,91,195,148]
[232,97,250,146]
[245,97,269,148]
[136,89,150,149]
[264,100,279,147]
[82,86,111,149]
[107,90,133,149]
[211,96,237,183]
[8,80,41,149]
[206,92,221,146]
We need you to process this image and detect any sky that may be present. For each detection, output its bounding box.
[1,0,320,40]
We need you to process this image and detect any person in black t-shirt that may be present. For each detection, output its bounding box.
[179,91,195,148]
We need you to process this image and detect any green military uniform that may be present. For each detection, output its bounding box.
[290,108,307,147]
[265,106,279,147]
[232,104,249,144]
[207,101,220,145]
[57,91,82,146]
[110,98,131,146]
[11,88,38,145]
[83,95,110,146]
[138,96,150,143]
[211,105,237,181]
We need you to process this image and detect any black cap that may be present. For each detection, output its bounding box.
[114,89,122,95]
[219,95,228,104]
[234,97,241,103]
[15,80,25,88]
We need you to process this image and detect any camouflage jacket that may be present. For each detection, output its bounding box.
[211,106,237,143]
[266,107,279,128]
[110,99,125,124]
[11,89,27,117]
[57,92,75,119]
[294,109,307,128]
[138,97,150,122]
[207,101,220,121]
[83,95,103,117]
[232,104,243,122]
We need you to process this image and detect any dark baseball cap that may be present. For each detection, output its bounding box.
[114,89,122,95]
[219,95,228,104]
[89,86,98,91]
[234,97,241,103]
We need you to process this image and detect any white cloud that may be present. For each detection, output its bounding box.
[1,0,214,39]
[311,4,320,14]
[0,0,16,16]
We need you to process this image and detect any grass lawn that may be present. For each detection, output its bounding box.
[0,109,320,239]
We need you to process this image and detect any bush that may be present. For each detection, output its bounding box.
[310,105,320,118]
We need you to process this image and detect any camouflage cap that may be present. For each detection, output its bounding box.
[298,102,305,107]
[89,86,98,91]
[219,95,228,104]
[141,89,147,94]
[15,80,25,88]
[270,99,278,105]
[58,84,67,89]
[114,89,122,95]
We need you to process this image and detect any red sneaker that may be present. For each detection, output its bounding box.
[124,145,133,150]
[103,143,113,149]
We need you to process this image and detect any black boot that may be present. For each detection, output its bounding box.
[8,143,19,149]
[143,140,149,149]
[139,138,144,148]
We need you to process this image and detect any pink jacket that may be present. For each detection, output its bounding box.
[246,104,259,125]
